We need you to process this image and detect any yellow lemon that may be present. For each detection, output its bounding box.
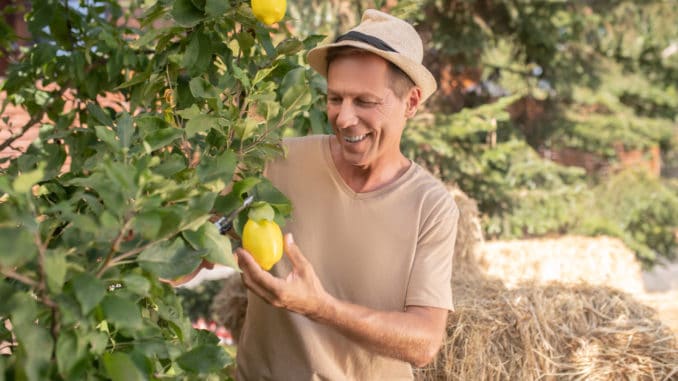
[251,0,286,25]
[242,218,283,270]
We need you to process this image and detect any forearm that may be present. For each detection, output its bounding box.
[312,295,447,367]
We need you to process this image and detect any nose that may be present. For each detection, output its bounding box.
[334,100,358,129]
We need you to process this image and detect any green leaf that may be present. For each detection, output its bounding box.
[153,153,187,177]
[172,0,205,27]
[115,71,151,90]
[103,160,137,194]
[95,125,120,150]
[122,273,151,297]
[72,273,106,315]
[248,202,275,222]
[176,345,231,374]
[117,112,134,149]
[103,352,148,381]
[101,294,143,330]
[235,31,255,56]
[133,211,163,240]
[56,330,87,378]
[214,177,261,215]
[253,178,292,217]
[44,250,67,293]
[183,30,212,75]
[145,127,183,151]
[0,226,38,267]
[303,34,327,50]
[309,108,327,134]
[12,164,45,193]
[13,323,53,381]
[182,193,217,230]
[197,150,237,183]
[258,100,281,121]
[275,38,303,56]
[138,238,203,279]
[176,104,201,119]
[280,68,312,111]
[183,222,236,267]
[231,65,251,88]
[189,77,221,99]
[186,114,220,137]
[237,117,259,140]
[202,225,235,267]
[252,63,279,86]
[87,331,109,356]
[205,0,230,17]
[87,103,114,127]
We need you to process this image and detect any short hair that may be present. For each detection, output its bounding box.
[325,46,416,99]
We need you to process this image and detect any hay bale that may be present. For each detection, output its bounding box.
[210,273,248,343]
[448,186,485,278]
[479,236,645,294]
[415,276,678,380]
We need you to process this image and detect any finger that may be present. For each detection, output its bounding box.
[240,271,278,304]
[236,248,283,305]
[235,248,281,291]
[283,233,309,270]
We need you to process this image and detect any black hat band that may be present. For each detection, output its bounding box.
[334,31,398,53]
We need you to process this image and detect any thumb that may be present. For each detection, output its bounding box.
[283,233,306,268]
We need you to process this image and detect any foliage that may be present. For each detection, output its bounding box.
[573,169,678,267]
[177,280,225,322]
[0,0,317,379]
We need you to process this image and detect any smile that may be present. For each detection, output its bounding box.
[344,134,368,143]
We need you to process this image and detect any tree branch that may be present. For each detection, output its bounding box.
[0,112,44,152]
[0,86,68,152]
[0,267,39,288]
[95,216,134,277]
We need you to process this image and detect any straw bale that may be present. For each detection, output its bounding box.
[210,273,248,343]
[479,236,645,294]
[415,276,678,381]
[640,290,678,335]
[447,185,485,278]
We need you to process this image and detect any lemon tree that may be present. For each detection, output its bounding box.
[0,0,321,379]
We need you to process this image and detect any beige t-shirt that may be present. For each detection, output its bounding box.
[236,135,458,380]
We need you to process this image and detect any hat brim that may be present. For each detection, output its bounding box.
[307,40,437,103]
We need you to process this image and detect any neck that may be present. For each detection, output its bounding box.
[329,136,411,193]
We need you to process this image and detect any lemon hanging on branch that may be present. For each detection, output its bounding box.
[242,202,283,270]
[251,0,286,25]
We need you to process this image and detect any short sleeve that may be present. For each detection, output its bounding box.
[405,198,459,311]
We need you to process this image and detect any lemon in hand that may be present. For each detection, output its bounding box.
[242,218,283,270]
[251,0,286,25]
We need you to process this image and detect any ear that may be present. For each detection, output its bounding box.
[405,86,422,118]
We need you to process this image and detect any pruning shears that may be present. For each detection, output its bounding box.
[213,195,254,235]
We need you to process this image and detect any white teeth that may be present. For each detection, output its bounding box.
[344,134,367,143]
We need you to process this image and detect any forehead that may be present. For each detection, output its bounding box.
[326,53,390,92]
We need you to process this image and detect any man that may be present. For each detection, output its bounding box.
[234,10,459,380]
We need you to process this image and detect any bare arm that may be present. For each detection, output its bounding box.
[235,234,449,367]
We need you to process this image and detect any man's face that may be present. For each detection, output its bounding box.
[326,53,411,170]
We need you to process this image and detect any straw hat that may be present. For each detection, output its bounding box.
[307,9,437,103]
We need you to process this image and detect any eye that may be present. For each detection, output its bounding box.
[328,96,342,105]
[356,99,378,107]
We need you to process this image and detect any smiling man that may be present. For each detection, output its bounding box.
[234,10,459,380]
